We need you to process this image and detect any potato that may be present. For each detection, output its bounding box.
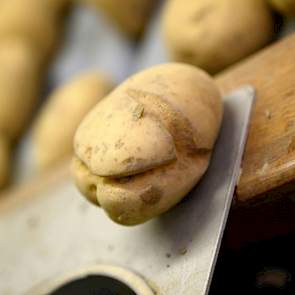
[33,72,114,170]
[162,0,274,74]
[81,0,157,38]
[72,63,223,225]
[41,0,72,16]
[0,39,41,141]
[268,0,295,16]
[0,135,10,189]
[0,0,59,60]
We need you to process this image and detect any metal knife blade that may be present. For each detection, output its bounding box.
[0,86,255,295]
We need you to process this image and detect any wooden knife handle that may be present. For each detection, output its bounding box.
[217,33,295,204]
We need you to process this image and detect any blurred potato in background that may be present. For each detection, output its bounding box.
[0,0,69,190]
[268,0,295,16]
[0,40,41,141]
[0,135,10,189]
[33,71,114,170]
[0,0,61,62]
[162,0,275,74]
[41,0,72,16]
[80,0,158,38]
[0,40,41,189]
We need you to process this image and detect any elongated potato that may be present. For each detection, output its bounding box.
[162,0,274,74]
[0,39,41,141]
[0,0,59,60]
[0,135,10,189]
[73,63,223,225]
[81,0,157,38]
[33,72,114,170]
[268,0,295,16]
[0,40,40,189]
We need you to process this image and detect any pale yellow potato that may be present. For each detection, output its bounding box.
[268,0,295,16]
[73,63,223,225]
[162,0,274,74]
[81,0,157,38]
[0,135,10,189]
[0,0,59,60]
[0,39,41,141]
[33,72,114,170]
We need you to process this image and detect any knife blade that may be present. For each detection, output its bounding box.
[0,86,255,295]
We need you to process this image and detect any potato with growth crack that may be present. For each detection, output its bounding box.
[33,72,114,170]
[162,0,274,74]
[72,63,223,225]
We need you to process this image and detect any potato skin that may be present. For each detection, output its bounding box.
[0,40,41,141]
[81,0,157,38]
[268,0,295,16]
[0,38,42,190]
[73,63,223,225]
[0,0,59,60]
[0,135,10,189]
[41,0,72,16]
[0,0,64,189]
[33,72,113,170]
[162,0,274,74]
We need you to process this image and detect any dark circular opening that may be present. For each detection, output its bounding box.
[50,275,137,295]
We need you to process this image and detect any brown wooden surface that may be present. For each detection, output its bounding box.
[216,33,295,203]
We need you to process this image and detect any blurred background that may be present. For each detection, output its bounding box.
[0,0,295,294]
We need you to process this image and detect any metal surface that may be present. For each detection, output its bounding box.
[28,265,154,295]
[0,86,255,295]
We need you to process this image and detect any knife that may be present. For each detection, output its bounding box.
[0,85,255,295]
